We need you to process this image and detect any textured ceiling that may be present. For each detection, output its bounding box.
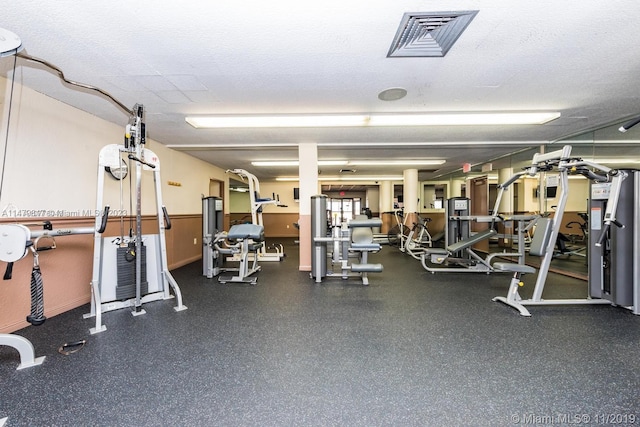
[2,0,640,181]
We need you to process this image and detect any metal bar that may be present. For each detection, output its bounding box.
[530,166,569,301]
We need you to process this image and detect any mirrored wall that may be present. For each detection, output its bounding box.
[424,118,640,279]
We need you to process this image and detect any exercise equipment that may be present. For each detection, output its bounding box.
[83,104,186,334]
[202,196,265,284]
[493,145,635,316]
[385,210,433,258]
[311,195,383,285]
[58,339,86,355]
[588,170,639,312]
[2,49,188,334]
[226,169,285,261]
[403,216,434,260]
[552,210,588,258]
[202,196,224,277]
[0,220,95,369]
[0,224,45,370]
[421,195,535,273]
[26,238,47,326]
[214,223,265,284]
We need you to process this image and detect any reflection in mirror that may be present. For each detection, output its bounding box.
[421,120,639,280]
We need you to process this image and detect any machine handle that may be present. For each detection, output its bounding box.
[3,262,14,280]
[27,263,46,326]
[162,206,172,230]
[97,206,110,233]
[127,153,156,169]
[595,220,624,247]
[3,240,32,280]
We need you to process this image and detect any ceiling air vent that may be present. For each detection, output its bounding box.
[387,10,478,58]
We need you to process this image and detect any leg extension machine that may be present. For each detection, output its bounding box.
[215,224,265,285]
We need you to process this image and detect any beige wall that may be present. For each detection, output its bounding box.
[0,78,227,333]
[520,176,589,213]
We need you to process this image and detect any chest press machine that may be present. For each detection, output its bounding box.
[492,145,637,316]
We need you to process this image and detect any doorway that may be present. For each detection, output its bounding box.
[329,198,361,226]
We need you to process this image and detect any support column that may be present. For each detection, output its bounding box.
[498,167,514,214]
[379,180,394,233]
[450,178,465,198]
[298,142,318,271]
[403,168,419,227]
[498,167,515,247]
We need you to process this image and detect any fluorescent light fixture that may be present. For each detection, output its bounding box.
[251,160,348,167]
[167,140,547,150]
[319,176,404,181]
[186,112,561,128]
[251,161,298,167]
[274,177,300,182]
[253,159,445,167]
[275,176,404,182]
[348,159,445,166]
[367,112,560,126]
[187,115,368,128]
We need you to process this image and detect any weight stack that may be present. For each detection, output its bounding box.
[116,244,149,300]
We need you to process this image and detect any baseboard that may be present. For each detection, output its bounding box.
[0,295,90,334]
[169,254,202,270]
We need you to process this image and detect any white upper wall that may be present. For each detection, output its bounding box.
[0,77,227,216]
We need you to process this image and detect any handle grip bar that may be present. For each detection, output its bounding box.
[162,206,172,230]
[97,206,110,233]
[595,220,624,247]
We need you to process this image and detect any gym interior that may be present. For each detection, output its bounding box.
[2,3,640,426]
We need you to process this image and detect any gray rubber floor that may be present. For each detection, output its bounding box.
[2,240,639,426]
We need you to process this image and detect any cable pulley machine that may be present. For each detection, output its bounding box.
[83,104,187,334]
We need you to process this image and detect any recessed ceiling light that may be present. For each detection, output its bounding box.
[378,87,407,101]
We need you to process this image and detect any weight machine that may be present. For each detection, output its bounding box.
[421,193,536,273]
[0,46,188,334]
[226,169,285,261]
[83,104,186,334]
[0,221,96,369]
[202,196,224,277]
[202,196,266,284]
[311,195,383,285]
[588,170,639,313]
[493,145,636,316]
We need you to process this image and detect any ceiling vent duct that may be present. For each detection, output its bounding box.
[387,10,479,58]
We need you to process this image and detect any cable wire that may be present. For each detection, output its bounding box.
[0,54,18,204]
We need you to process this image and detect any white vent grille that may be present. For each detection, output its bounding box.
[387,11,478,58]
